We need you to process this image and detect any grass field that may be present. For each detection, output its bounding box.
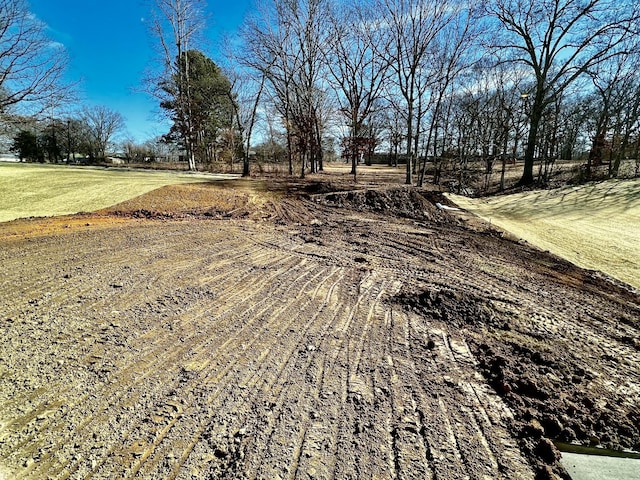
[447,178,640,290]
[0,162,237,223]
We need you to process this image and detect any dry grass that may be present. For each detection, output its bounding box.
[0,162,238,222]
[447,178,640,290]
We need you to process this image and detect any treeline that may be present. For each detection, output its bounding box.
[0,1,132,164]
[235,0,640,187]
[8,107,125,163]
[2,0,640,190]
[149,0,640,187]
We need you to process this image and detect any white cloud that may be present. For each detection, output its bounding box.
[47,40,66,50]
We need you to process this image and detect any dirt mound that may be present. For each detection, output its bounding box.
[101,179,333,225]
[294,180,353,195]
[102,183,254,217]
[471,337,640,479]
[102,181,455,227]
[395,287,502,328]
[312,187,456,222]
[394,279,640,479]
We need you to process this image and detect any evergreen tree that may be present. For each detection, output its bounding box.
[11,129,42,162]
[160,50,236,165]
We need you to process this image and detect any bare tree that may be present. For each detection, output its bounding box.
[242,2,297,175]
[0,0,71,114]
[610,71,640,178]
[488,0,640,185]
[325,0,391,181]
[417,0,483,187]
[583,51,640,179]
[80,105,126,160]
[147,0,206,170]
[378,0,458,184]
[233,70,266,177]
[221,35,269,177]
[243,0,330,178]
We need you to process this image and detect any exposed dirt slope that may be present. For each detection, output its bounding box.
[0,178,638,480]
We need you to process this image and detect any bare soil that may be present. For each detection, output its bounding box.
[0,171,638,480]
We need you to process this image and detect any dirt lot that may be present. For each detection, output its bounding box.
[0,170,639,480]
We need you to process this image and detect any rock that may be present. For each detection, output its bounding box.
[489,355,507,378]
[541,415,563,437]
[558,427,576,442]
[536,438,560,464]
[515,377,549,400]
[443,375,457,387]
[214,447,228,459]
[534,465,556,480]
[582,397,595,409]
[495,380,511,395]
[523,420,544,439]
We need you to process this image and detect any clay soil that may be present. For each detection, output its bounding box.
[1,169,639,480]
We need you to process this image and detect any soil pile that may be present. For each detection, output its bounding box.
[312,187,455,223]
[395,276,640,479]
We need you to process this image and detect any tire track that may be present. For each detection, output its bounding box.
[18,252,318,479]
[3,187,637,480]
[129,265,343,479]
[5,227,322,478]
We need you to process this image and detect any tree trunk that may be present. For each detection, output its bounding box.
[286,128,293,176]
[521,106,541,186]
[413,115,422,176]
[315,115,323,172]
[351,119,358,180]
[405,104,413,185]
[500,126,509,191]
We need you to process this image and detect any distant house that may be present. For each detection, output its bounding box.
[0,153,19,162]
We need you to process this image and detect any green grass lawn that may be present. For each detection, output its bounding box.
[0,162,236,223]
[447,178,640,290]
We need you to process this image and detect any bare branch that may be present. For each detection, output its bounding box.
[0,0,72,114]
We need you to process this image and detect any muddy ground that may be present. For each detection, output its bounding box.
[0,172,638,480]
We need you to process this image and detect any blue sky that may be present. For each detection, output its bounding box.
[29,0,252,143]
